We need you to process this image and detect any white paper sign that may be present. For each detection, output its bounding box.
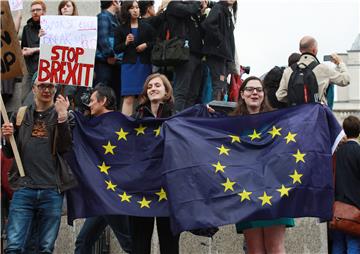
[38,15,97,87]
[9,0,23,11]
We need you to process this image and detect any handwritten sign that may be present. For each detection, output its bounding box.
[38,16,97,87]
[1,0,26,80]
[9,0,23,11]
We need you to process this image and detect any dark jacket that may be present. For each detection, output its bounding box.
[3,104,77,192]
[96,10,120,62]
[21,18,41,74]
[141,12,166,32]
[263,66,287,109]
[166,1,204,55]
[114,20,155,64]
[134,102,174,119]
[202,2,235,61]
[335,140,360,208]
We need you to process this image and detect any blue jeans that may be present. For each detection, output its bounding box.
[332,229,360,254]
[74,215,132,254]
[5,188,63,254]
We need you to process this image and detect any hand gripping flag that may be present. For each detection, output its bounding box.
[162,104,343,233]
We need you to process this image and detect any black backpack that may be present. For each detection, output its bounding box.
[287,61,319,106]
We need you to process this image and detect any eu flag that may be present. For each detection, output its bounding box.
[66,105,211,225]
[162,104,343,233]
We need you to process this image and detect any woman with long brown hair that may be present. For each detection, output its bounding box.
[232,76,294,254]
[131,73,179,254]
[115,0,155,116]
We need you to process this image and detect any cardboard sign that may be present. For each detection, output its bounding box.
[9,0,23,11]
[1,0,26,80]
[38,15,97,87]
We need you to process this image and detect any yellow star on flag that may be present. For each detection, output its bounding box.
[284,132,297,144]
[292,149,306,163]
[248,129,261,141]
[217,145,230,156]
[211,161,226,173]
[118,192,132,202]
[97,162,111,175]
[277,185,292,197]
[268,126,282,138]
[153,126,161,137]
[105,180,117,192]
[228,135,241,143]
[221,178,236,192]
[155,188,167,201]
[103,141,116,155]
[134,124,147,136]
[289,169,303,184]
[258,191,272,206]
[238,189,252,202]
[115,128,129,141]
[137,197,151,208]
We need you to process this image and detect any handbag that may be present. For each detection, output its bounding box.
[329,201,360,237]
[151,37,189,67]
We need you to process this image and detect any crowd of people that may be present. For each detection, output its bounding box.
[1,0,359,254]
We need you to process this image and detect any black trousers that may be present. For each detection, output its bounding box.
[206,55,228,99]
[173,53,203,113]
[130,216,179,254]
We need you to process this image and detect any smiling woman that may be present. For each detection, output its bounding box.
[231,76,272,116]
[136,73,174,118]
[131,73,179,253]
[229,76,295,254]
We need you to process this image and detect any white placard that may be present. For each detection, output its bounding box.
[38,15,97,87]
[9,0,23,11]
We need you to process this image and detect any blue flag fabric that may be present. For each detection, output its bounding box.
[162,103,343,233]
[66,105,212,224]
[67,103,343,233]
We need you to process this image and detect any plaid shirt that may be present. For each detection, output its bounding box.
[96,10,120,61]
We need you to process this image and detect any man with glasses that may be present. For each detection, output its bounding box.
[1,73,77,254]
[21,0,46,103]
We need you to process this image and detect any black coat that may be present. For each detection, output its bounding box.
[134,102,174,119]
[114,20,155,64]
[202,2,235,61]
[166,1,204,55]
[21,18,41,73]
[335,140,360,208]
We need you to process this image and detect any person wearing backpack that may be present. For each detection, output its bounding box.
[1,73,76,253]
[263,53,301,109]
[276,35,350,106]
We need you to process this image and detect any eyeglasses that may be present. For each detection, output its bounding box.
[36,83,56,91]
[243,87,264,93]
[31,8,43,13]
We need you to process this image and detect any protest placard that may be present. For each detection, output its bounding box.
[9,0,23,11]
[1,0,26,80]
[38,15,97,87]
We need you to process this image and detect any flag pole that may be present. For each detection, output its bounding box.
[0,94,25,177]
